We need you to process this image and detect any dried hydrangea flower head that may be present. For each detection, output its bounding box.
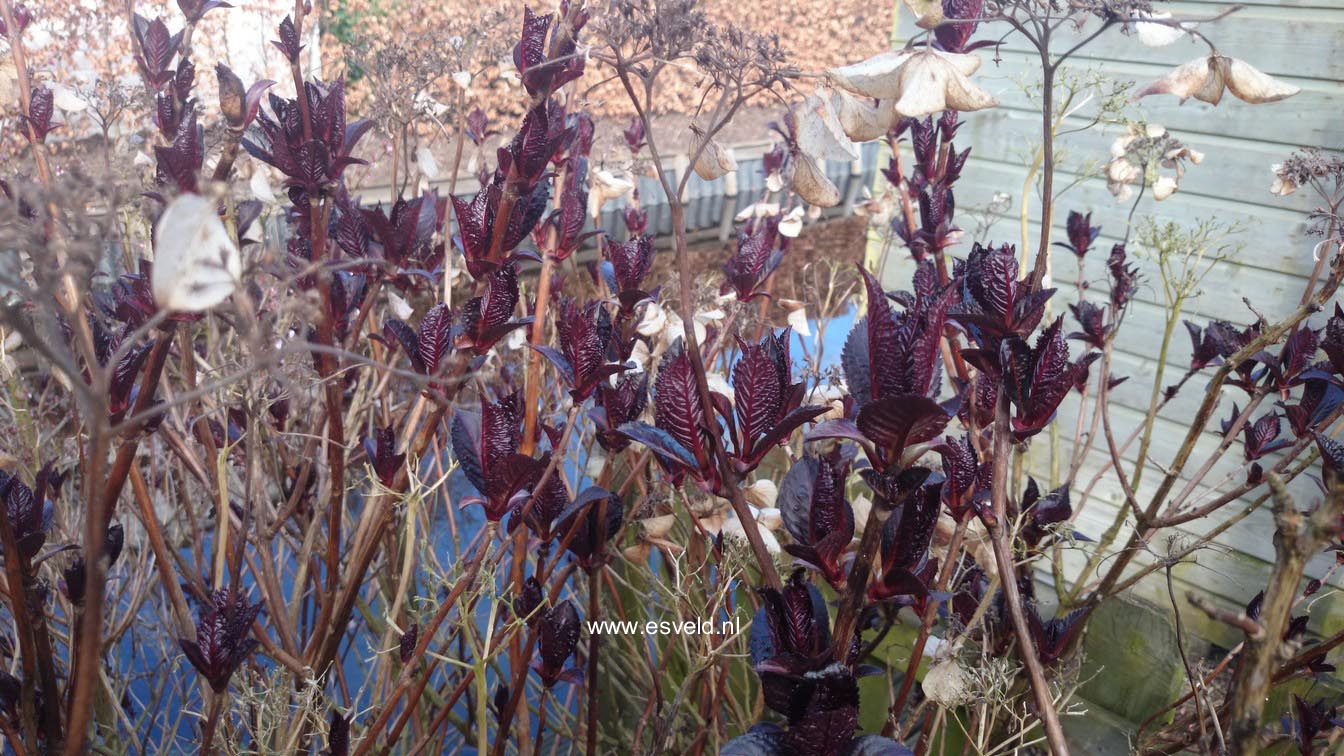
[1104,122,1204,202]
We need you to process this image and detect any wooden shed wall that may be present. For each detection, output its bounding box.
[879,0,1344,641]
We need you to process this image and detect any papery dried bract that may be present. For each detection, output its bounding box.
[152,193,241,313]
[1134,54,1299,105]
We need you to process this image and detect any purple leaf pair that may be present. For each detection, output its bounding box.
[555,487,623,568]
[533,298,625,400]
[132,15,183,89]
[179,588,264,692]
[382,303,454,388]
[21,86,59,144]
[1067,300,1109,349]
[0,465,59,561]
[721,215,785,302]
[512,7,586,99]
[1055,210,1100,259]
[242,81,372,193]
[621,343,716,486]
[1106,244,1140,311]
[154,111,205,193]
[1025,604,1089,666]
[450,392,539,521]
[843,264,951,407]
[601,234,656,313]
[778,451,855,587]
[591,373,648,452]
[1014,477,1073,551]
[936,435,989,522]
[458,264,533,355]
[726,329,829,470]
[532,600,583,688]
[361,192,439,269]
[869,477,942,609]
[951,242,1053,347]
[452,178,549,279]
[1242,412,1291,461]
[1000,318,1091,440]
[87,317,156,423]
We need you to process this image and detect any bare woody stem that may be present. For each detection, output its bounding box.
[986,392,1070,755]
[1224,473,1344,753]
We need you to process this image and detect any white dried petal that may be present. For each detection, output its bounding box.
[791,152,841,208]
[734,202,780,222]
[692,129,737,180]
[744,479,778,509]
[721,516,781,553]
[1221,56,1300,104]
[796,91,860,162]
[642,514,676,539]
[1152,174,1179,200]
[783,299,811,336]
[705,371,733,398]
[828,50,914,99]
[830,88,894,142]
[50,84,88,112]
[923,659,973,706]
[893,50,995,117]
[1133,57,1215,103]
[415,145,439,178]
[152,193,242,313]
[1134,12,1187,47]
[249,169,277,204]
[636,301,667,338]
[589,169,636,216]
[778,206,805,238]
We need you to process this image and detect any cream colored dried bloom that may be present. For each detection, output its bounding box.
[1134,53,1299,105]
[1152,174,1179,201]
[830,48,982,100]
[832,47,995,118]
[589,169,635,216]
[744,479,778,509]
[1270,163,1298,197]
[923,658,973,706]
[623,514,683,562]
[1133,11,1192,48]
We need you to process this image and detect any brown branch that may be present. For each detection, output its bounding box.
[1224,473,1344,754]
[985,392,1071,755]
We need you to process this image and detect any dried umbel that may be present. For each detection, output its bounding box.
[828,47,996,118]
[1134,53,1299,105]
